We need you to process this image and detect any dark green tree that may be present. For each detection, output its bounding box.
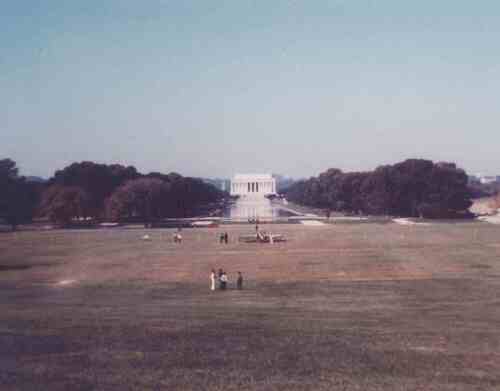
[285,159,472,218]
[50,162,139,217]
[0,159,39,230]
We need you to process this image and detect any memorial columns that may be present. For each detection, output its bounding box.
[231,175,275,196]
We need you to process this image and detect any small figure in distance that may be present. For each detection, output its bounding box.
[220,271,228,290]
[224,232,229,244]
[237,271,243,290]
[210,269,216,291]
[219,232,224,244]
[173,227,182,243]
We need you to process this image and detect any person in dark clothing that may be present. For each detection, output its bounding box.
[224,232,229,244]
[219,232,224,244]
[236,272,243,290]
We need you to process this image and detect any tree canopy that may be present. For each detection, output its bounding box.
[285,159,472,218]
[0,159,40,230]
[49,162,139,217]
[39,185,90,225]
[105,178,171,225]
[38,161,225,224]
[1,157,475,225]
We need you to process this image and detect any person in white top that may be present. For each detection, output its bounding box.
[210,269,216,291]
[220,272,228,290]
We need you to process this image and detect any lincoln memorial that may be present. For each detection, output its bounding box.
[230,174,276,197]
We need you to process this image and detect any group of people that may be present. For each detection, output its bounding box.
[210,269,243,291]
[219,232,229,244]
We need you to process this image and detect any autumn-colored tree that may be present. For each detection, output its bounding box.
[105,178,171,226]
[39,185,90,224]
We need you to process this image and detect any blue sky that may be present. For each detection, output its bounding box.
[2,1,500,178]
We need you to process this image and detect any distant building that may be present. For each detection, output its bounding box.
[481,176,497,184]
[230,174,276,197]
[475,174,499,185]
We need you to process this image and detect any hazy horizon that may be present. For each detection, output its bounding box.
[14,160,491,182]
[2,1,500,179]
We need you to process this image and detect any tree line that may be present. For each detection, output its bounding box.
[284,159,473,218]
[0,159,41,230]
[0,159,224,229]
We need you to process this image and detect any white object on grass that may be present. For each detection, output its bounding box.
[393,218,431,226]
[57,279,77,286]
[300,220,325,226]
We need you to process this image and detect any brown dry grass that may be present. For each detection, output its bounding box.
[2,222,500,390]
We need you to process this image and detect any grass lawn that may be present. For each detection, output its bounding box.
[1,222,500,390]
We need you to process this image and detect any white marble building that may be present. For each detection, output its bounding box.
[230,174,276,197]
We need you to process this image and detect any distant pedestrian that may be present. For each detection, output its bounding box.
[219,232,224,244]
[224,232,229,244]
[220,272,228,290]
[237,272,243,290]
[210,269,216,291]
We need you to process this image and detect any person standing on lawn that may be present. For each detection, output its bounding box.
[210,269,216,291]
[220,271,228,290]
[237,272,243,290]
